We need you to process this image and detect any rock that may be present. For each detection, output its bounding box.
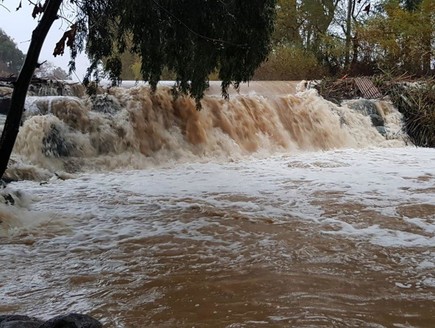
[0,193,15,205]
[369,113,385,127]
[0,315,43,328]
[38,313,102,328]
[0,314,102,328]
[42,124,74,157]
[348,99,378,116]
[376,126,387,136]
[348,99,385,127]
[89,94,121,115]
[0,189,24,206]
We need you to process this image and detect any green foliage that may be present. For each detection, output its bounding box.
[105,57,122,86]
[75,0,276,103]
[254,46,326,80]
[270,0,433,79]
[271,0,377,77]
[118,51,140,80]
[358,0,434,75]
[402,0,423,11]
[0,29,25,76]
[117,52,177,81]
[300,0,336,49]
[273,0,301,46]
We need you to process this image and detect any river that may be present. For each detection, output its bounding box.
[0,82,434,327]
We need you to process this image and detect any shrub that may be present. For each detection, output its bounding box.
[254,46,326,80]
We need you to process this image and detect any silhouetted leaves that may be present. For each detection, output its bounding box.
[32,2,45,18]
[75,0,276,104]
[53,24,77,57]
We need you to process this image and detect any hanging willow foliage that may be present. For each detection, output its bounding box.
[72,0,276,104]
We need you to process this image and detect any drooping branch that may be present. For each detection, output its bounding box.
[53,23,77,57]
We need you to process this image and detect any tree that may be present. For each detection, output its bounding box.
[330,0,372,70]
[79,0,275,100]
[35,61,70,80]
[0,0,276,179]
[300,0,338,51]
[358,0,434,75]
[267,0,341,78]
[0,28,25,76]
[402,0,423,11]
[273,0,302,46]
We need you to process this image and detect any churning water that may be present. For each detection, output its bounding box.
[0,82,434,327]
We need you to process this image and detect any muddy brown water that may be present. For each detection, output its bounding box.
[1,148,434,328]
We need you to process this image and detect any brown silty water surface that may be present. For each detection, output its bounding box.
[0,82,434,327]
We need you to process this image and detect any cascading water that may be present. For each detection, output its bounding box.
[1,82,433,328]
[3,81,406,181]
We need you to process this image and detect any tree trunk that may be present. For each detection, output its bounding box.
[0,0,63,179]
[344,0,353,68]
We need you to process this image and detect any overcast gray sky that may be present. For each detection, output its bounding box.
[0,1,90,81]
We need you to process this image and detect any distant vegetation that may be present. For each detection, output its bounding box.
[260,0,434,148]
[263,0,434,79]
[34,61,70,80]
[0,29,68,80]
[116,0,434,81]
[0,28,24,76]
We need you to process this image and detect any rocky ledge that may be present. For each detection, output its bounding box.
[0,313,102,328]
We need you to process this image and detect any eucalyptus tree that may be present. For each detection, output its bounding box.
[0,0,276,179]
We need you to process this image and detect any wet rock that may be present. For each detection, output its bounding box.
[348,99,385,126]
[0,314,102,328]
[376,126,387,136]
[39,313,102,328]
[90,94,121,115]
[0,180,7,188]
[369,113,385,127]
[0,189,24,206]
[42,124,74,157]
[0,315,43,328]
[0,193,15,205]
[348,99,378,116]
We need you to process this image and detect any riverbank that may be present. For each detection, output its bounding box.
[315,76,435,148]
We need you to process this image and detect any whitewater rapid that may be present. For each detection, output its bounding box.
[1,81,407,181]
[0,82,434,327]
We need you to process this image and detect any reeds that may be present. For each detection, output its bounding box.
[375,76,435,148]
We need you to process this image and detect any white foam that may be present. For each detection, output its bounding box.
[11,147,434,250]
